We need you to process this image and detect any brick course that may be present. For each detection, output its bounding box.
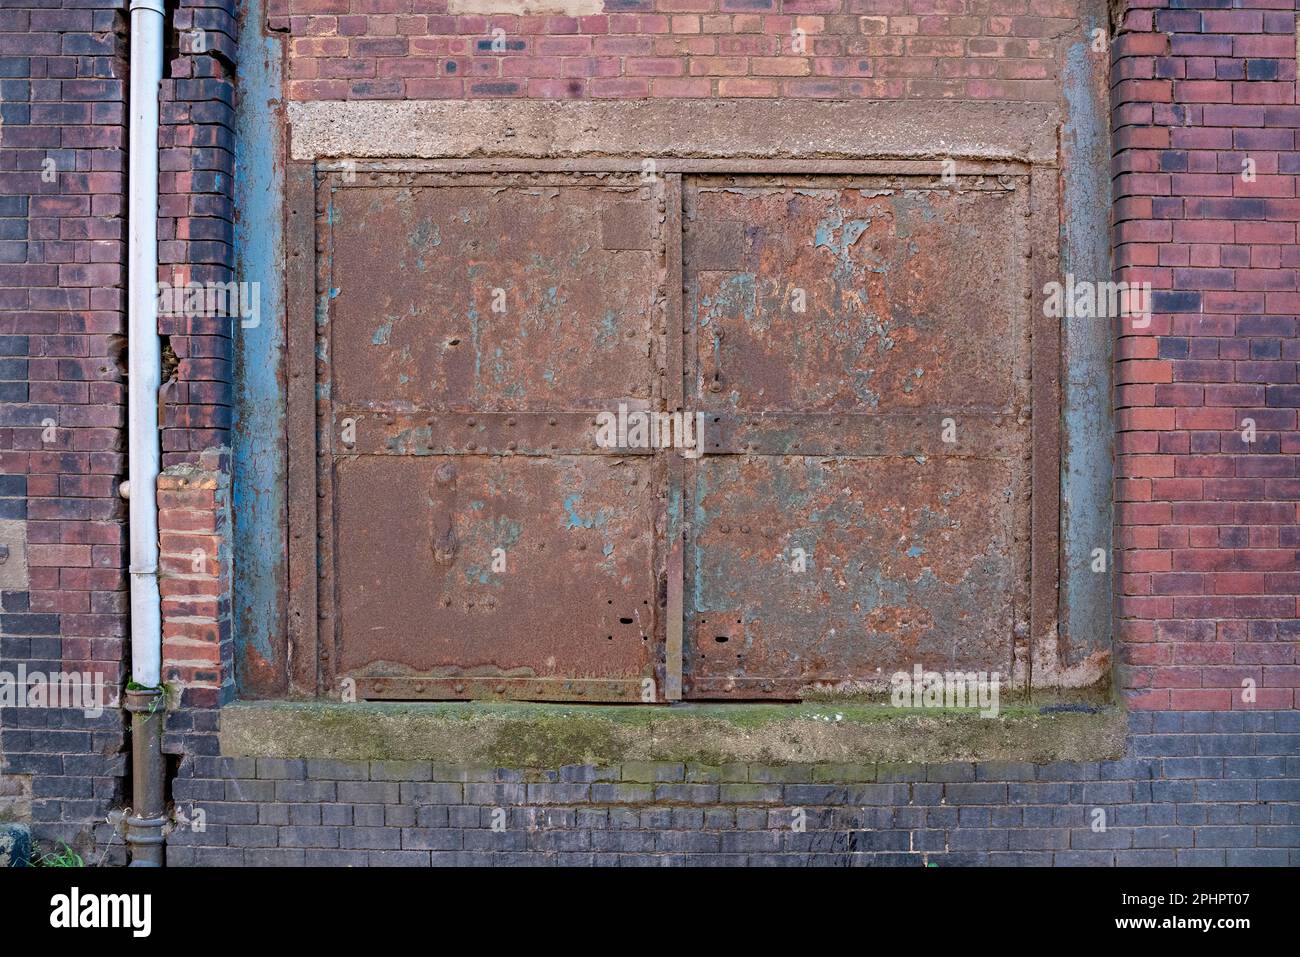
[158,0,237,466]
[272,0,1088,102]
[166,711,1300,866]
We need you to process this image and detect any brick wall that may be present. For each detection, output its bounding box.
[272,0,1090,102]
[1111,0,1300,712]
[2,0,1299,866]
[0,0,237,859]
[167,712,1300,866]
[0,0,130,860]
[158,0,237,467]
[158,447,234,711]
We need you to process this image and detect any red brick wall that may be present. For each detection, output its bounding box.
[158,448,233,710]
[0,0,131,857]
[158,0,238,467]
[1112,0,1299,710]
[271,0,1089,102]
[0,1,130,714]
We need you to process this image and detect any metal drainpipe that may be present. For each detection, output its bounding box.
[124,0,167,867]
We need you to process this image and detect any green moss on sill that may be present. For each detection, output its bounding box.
[219,699,1127,768]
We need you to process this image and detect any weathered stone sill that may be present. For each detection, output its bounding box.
[218,700,1127,768]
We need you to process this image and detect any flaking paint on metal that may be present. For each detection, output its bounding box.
[232,0,287,694]
[320,173,665,700]
[681,177,1033,698]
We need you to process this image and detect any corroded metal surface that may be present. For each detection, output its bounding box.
[288,166,1061,702]
[328,175,658,410]
[318,172,669,701]
[686,456,1020,698]
[333,454,658,700]
[681,176,1035,698]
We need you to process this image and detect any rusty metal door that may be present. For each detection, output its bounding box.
[289,163,1058,703]
[679,174,1048,699]
[308,171,675,701]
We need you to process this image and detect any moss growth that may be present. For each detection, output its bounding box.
[220,699,1127,767]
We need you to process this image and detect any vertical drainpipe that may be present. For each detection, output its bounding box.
[124,0,167,867]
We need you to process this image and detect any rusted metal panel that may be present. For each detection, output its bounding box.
[313,171,669,701]
[315,173,341,694]
[1029,167,1064,684]
[329,410,652,457]
[317,158,1034,177]
[681,175,1034,699]
[333,454,658,701]
[686,177,1027,414]
[282,164,1066,703]
[283,163,319,697]
[663,173,684,701]
[686,456,1022,698]
[327,174,658,411]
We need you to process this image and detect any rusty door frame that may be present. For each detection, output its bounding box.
[285,157,1061,701]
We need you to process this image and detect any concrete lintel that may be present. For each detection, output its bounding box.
[220,701,1127,767]
[288,99,1061,165]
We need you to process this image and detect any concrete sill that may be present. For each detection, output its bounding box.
[218,700,1127,768]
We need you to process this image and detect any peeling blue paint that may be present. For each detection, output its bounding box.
[232,0,286,686]
[562,493,606,530]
